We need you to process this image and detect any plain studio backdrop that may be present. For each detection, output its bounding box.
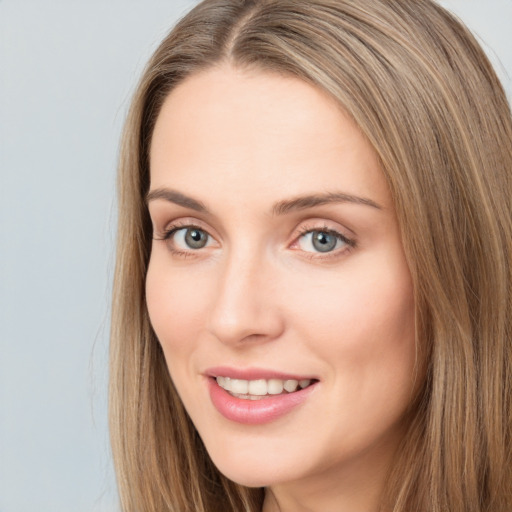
[0,1,510,511]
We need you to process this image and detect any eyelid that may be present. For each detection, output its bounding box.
[152,217,221,260]
[153,217,217,241]
[152,216,356,260]
[289,220,356,259]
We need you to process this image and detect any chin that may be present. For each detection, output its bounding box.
[203,437,310,488]
[213,460,287,488]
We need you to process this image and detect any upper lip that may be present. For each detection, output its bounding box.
[204,366,318,381]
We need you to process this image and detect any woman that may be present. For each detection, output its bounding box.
[109,1,512,510]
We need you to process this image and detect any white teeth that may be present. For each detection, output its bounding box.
[230,379,248,394]
[216,376,314,396]
[248,379,267,395]
[284,379,299,392]
[267,379,284,395]
[216,376,231,391]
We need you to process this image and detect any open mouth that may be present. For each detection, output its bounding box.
[207,371,320,423]
[214,376,318,400]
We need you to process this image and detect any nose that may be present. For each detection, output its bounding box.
[206,251,285,346]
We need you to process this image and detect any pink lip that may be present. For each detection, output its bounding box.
[205,367,319,425]
[205,366,317,381]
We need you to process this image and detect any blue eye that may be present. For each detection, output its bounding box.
[168,227,211,250]
[298,230,349,253]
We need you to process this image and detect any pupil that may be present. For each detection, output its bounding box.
[312,231,336,252]
[185,229,207,249]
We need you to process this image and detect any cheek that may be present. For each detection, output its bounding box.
[292,261,414,347]
[288,254,416,394]
[145,257,212,417]
[145,256,207,356]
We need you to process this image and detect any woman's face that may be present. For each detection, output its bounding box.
[146,65,417,502]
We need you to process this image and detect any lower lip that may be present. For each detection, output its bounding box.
[207,378,317,425]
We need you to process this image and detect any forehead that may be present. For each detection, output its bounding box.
[149,64,390,210]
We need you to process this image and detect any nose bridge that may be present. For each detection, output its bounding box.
[207,244,283,345]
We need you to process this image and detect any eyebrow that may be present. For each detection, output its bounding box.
[146,188,209,212]
[272,192,382,215]
[146,188,382,215]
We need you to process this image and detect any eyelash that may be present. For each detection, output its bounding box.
[293,225,356,260]
[155,221,356,261]
[156,222,207,259]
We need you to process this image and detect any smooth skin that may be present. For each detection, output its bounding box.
[146,64,418,512]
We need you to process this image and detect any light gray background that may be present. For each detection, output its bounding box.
[0,1,510,511]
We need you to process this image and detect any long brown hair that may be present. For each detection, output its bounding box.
[110,1,512,510]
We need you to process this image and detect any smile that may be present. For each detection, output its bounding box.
[216,376,313,399]
[207,370,319,424]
